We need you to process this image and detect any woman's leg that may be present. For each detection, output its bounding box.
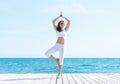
[57,45,64,78]
[45,44,58,62]
[57,65,62,78]
[49,55,59,64]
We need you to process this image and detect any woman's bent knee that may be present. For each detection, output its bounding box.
[45,51,51,58]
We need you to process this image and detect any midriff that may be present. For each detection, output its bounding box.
[56,37,64,44]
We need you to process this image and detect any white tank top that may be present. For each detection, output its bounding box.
[56,30,67,38]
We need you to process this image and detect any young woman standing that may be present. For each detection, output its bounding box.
[45,12,70,78]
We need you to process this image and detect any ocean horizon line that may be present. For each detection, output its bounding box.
[0,57,120,59]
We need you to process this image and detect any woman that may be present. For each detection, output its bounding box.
[45,12,70,78]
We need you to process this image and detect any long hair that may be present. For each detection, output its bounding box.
[57,20,64,32]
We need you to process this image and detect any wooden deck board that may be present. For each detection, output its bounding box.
[71,74,83,84]
[49,74,56,84]
[62,74,69,84]
[77,74,91,84]
[81,74,98,84]
[94,74,118,84]
[0,74,120,84]
[85,74,107,84]
[67,74,77,84]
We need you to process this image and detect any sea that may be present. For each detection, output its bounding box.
[0,58,120,73]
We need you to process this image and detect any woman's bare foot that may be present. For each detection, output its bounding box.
[56,73,62,79]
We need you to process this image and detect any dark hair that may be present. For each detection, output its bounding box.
[57,20,64,32]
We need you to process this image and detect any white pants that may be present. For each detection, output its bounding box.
[45,43,65,65]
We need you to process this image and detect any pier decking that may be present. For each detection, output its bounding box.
[0,74,120,84]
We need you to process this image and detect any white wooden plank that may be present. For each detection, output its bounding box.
[66,74,76,84]
[71,74,84,84]
[62,74,70,84]
[80,74,101,84]
[56,77,62,84]
[107,74,120,82]
[85,74,107,84]
[49,74,56,84]
[94,74,119,84]
[76,74,90,84]
[94,74,114,84]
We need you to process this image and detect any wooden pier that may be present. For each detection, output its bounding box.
[0,74,120,84]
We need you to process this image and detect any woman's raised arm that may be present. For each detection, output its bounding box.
[62,16,71,31]
[52,16,60,31]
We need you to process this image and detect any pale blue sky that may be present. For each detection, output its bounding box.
[0,0,120,58]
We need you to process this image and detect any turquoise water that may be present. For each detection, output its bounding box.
[0,58,120,73]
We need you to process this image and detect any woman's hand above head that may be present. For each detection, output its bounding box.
[60,12,70,22]
[52,12,71,32]
[60,12,70,31]
[60,12,62,17]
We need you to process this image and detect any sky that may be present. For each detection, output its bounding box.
[0,0,120,58]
